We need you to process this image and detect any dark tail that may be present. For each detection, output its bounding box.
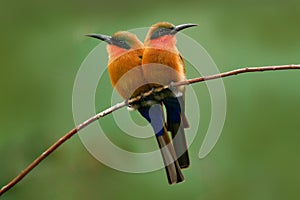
[163,96,190,168]
[168,122,189,168]
[138,103,184,184]
[156,131,184,184]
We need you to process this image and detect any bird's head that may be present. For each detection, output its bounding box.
[86,31,143,60]
[144,22,198,49]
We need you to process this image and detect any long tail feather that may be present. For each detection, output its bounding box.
[168,122,190,168]
[138,104,184,184]
[156,132,184,184]
[163,96,190,168]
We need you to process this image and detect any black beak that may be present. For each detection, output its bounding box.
[171,23,198,34]
[85,33,112,44]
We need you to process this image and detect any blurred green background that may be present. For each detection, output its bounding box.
[1,0,300,199]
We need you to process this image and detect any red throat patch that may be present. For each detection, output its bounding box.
[107,45,128,61]
[148,35,177,51]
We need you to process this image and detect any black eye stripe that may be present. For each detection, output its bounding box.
[111,38,131,50]
[150,27,173,40]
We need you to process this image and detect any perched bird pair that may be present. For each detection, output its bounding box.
[87,22,197,184]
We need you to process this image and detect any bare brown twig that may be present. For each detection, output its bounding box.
[1,64,300,196]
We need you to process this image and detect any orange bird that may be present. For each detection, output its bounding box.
[86,31,149,99]
[142,22,198,169]
[86,31,184,184]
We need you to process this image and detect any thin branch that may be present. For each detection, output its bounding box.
[1,64,300,196]
[176,64,300,86]
[128,64,300,104]
[0,101,127,196]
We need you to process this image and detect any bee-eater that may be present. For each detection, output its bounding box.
[86,31,149,99]
[142,22,198,169]
[86,31,184,184]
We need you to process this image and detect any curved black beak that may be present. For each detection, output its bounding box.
[171,23,198,34]
[85,33,112,44]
